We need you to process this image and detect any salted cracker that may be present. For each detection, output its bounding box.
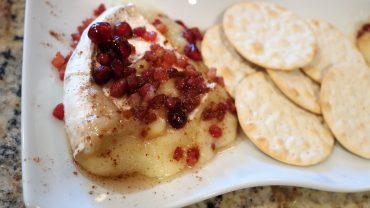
[235,72,334,166]
[223,1,316,70]
[302,19,365,83]
[320,64,370,159]
[201,24,257,97]
[267,69,321,114]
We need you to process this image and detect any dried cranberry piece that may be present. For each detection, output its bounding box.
[184,43,202,61]
[112,36,132,59]
[168,108,187,129]
[111,59,125,78]
[93,4,106,16]
[186,146,200,166]
[182,29,195,43]
[97,53,112,66]
[163,49,177,65]
[153,68,168,82]
[133,27,146,37]
[173,147,184,161]
[165,97,180,109]
[138,83,156,99]
[209,124,222,138]
[176,55,188,68]
[175,20,187,29]
[149,94,166,109]
[152,19,168,34]
[123,66,136,77]
[92,65,112,85]
[52,103,64,121]
[190,27,202,41]
[114,22,133,39]
[126,74,139,90]
[88,22,113,44]
[143,31,157,42]
[110,79,127,98]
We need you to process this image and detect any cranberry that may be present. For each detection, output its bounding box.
[111,59,125,78]
[163,49,177,65]
[92,65,112,85]
[153,68,168,82]
[175,20,187,29]
[133,27,146,37]
[71,33,81,42]
[165,97,180,109]
[112,36,132,59]
[143,111,157,124]
[88,22,113,44]
[138,83,156,99]
[51,52,66,69]
[209,124,222,138]
[167,68,183,78]
[152,19,168,34]
[168,108,187,129]
[93,4,106,16]
[123,66,136,77]
[98,42,112,52]
[110,79,127,98]
[149,94,166,109]
[97,53,112,65]
[186,146,200,166]
[126,74,139,89]
[184,43,202,61]
[173,147,184,161]
[143,31,157,42]
[114,22,133,39]
[176,55,188,68]
[190,27,202,41]
[182,29,195,43]
[52,103,64,121]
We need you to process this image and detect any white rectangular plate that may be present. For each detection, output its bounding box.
[22,0,370,207]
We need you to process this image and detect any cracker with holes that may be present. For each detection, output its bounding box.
[202,25,257,97]
[302,20,365,83]
[320,64,370,159]
[235,72,334,166]
[266,69,321,114]
[223,1,316,70]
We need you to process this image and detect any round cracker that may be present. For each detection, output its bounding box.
[235,72,334,166]
[320,64,370,159]
[302,20,365,83]
[223,1,316,70]
[266,69,321,114]
[201,24,257,97]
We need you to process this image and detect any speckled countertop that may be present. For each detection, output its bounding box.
[0,0,370,208]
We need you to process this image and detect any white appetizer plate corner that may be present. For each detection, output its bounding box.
[22,0,370,207]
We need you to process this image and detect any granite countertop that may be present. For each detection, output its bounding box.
[0,0,370,208]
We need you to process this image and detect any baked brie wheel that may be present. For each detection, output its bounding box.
[63,5,237,178]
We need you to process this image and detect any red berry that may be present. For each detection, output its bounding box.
[111,59,124,78]
[114,22,133,39]
[112,36,132,59]
[92,65,112,85]
[165,97,180,109]
[52,103,64,121]
[163,49,177,65]
[149,94,166,109]
[209,124,222,138]
[168,108,187,129]
[133,27,146,37]
[143,31,157,42]
[173,147,184,161]
[138,83,156,99]
[93,4,106,16]
[186,146,200,166]
[88,22,113,44]
[176,55,188,68]
[184,43,202,61]
[110,79,127,98]
[182,29,195,43]
[97,53,112,66]
[190,27,202,41]
[153,68,168,82]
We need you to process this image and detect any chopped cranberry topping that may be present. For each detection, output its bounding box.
[88,22,113,44]
[163,49,177,65]
[153,68,168,82]
[175,20,187,29]
[110,79,127,98]
[201,101,233,121]
[176,55,188,68]
[51,52,66,69]
[149,94,166,109]
[138,83,156,100]
[133,27,147,37]
[209,124,222,138]
[97,53,112,66]
[143,31,157,42]
[186,146,200,166]
[52,103,64,121]
[184,43,202,61]
[165,97,180,109]
[152,19,168,34]
[173,147,184,161]
[92,65,112,85]
[93,4,106,16]
[114,22,133,39]
[168,108,187,129]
